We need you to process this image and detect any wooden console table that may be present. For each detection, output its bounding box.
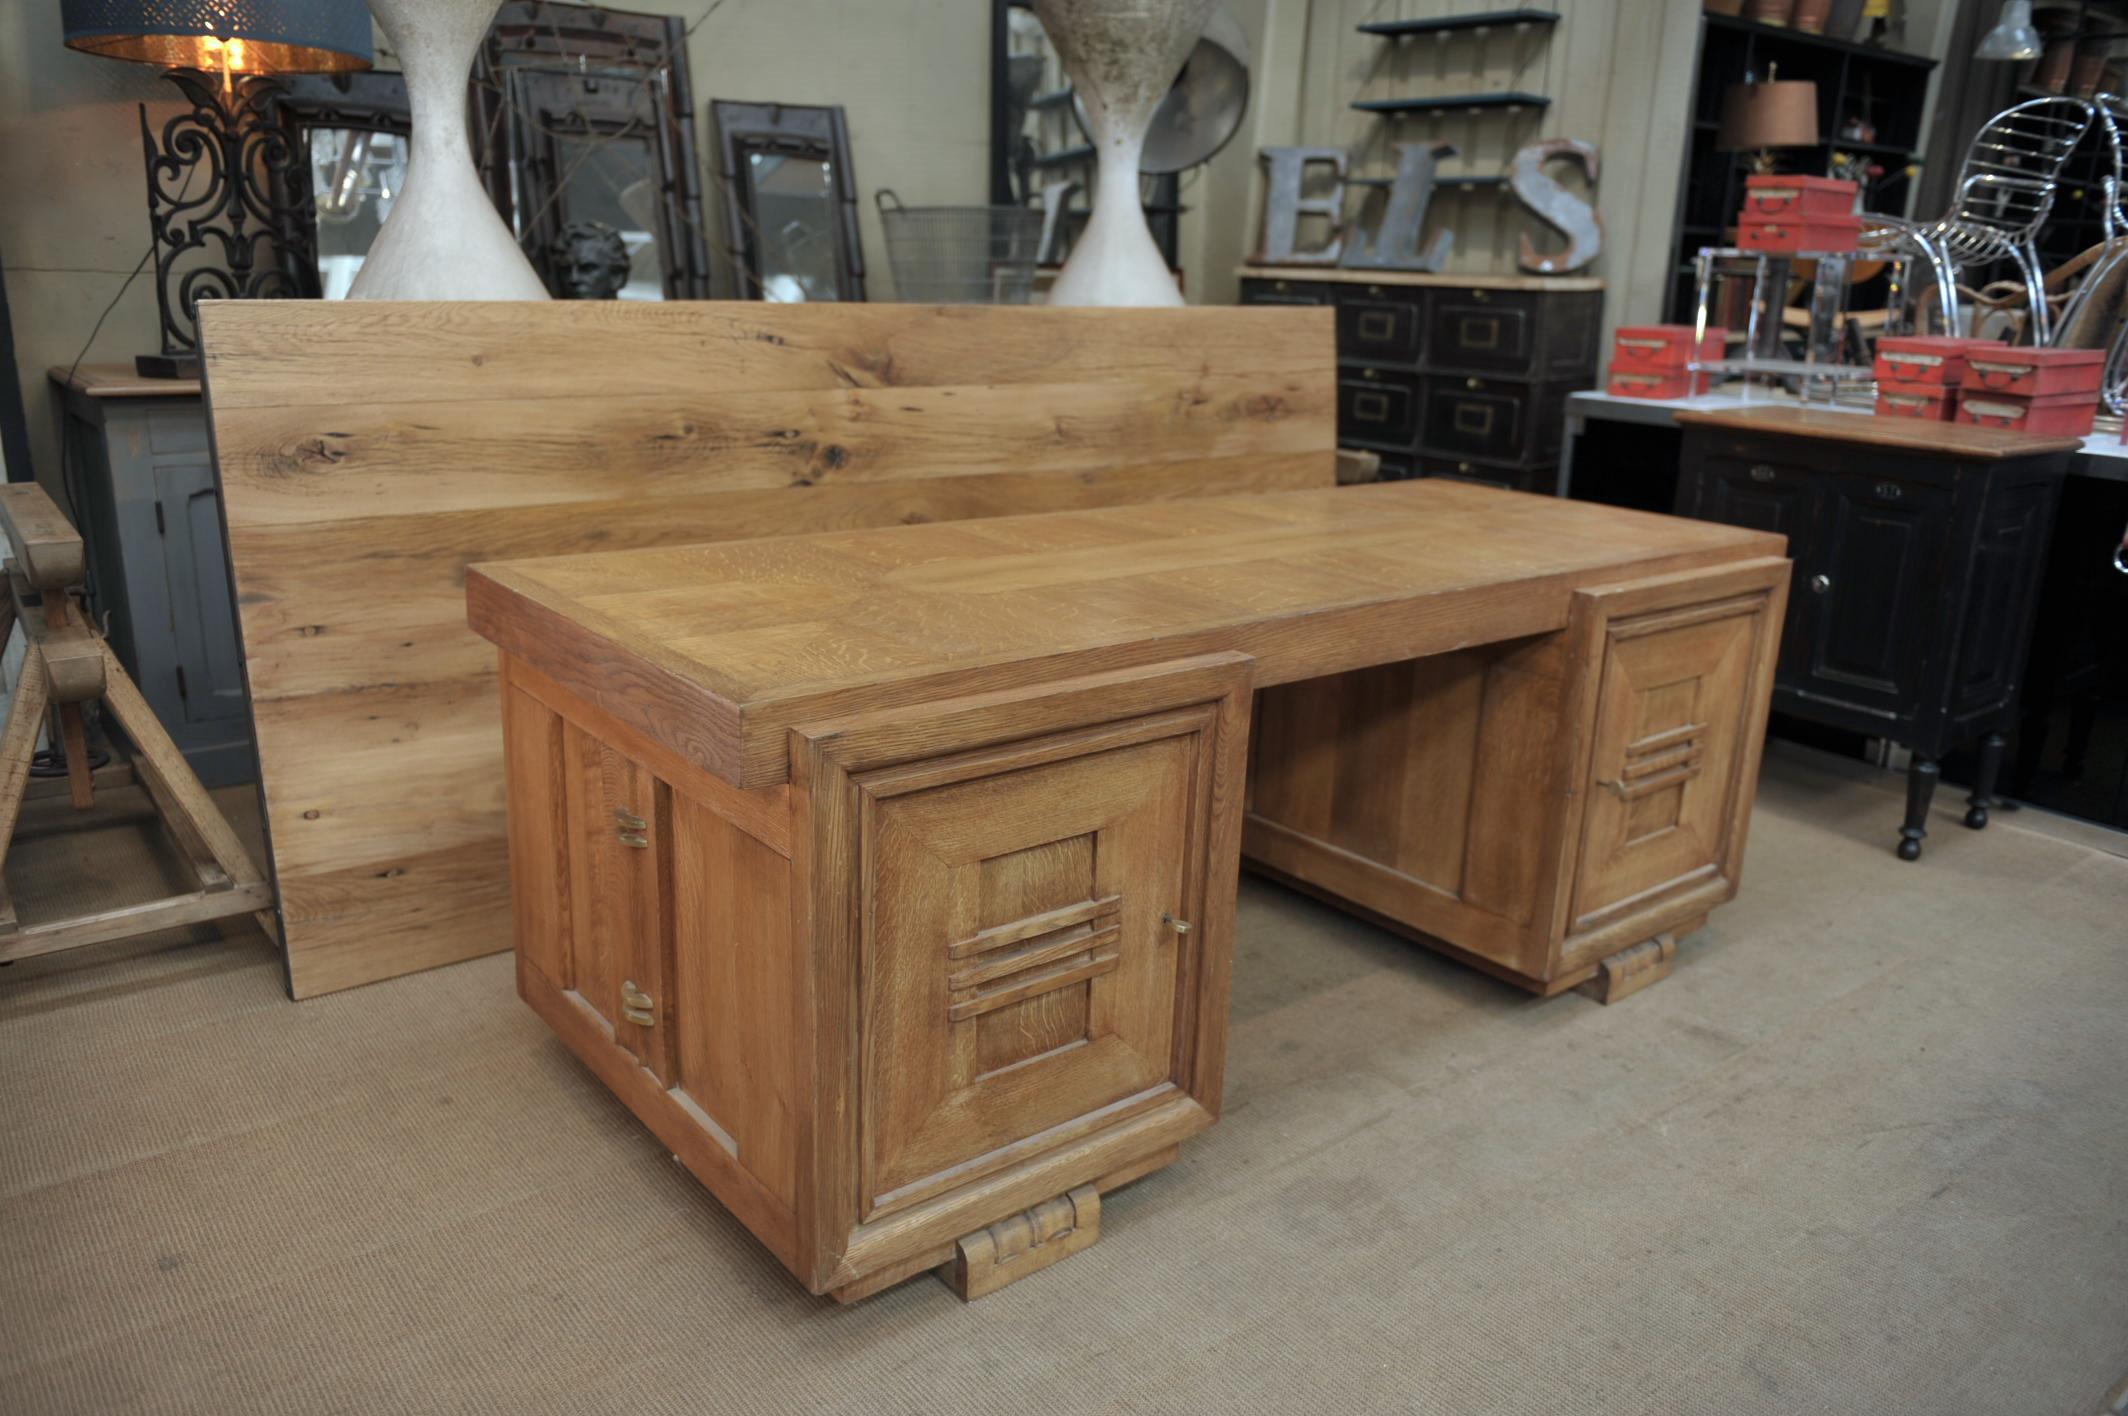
[468,480,1788,1302]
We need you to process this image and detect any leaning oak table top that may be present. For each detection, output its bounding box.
[467,480,1785,790]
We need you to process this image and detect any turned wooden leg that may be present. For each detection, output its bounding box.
[1576,933,1677,1005]
[1897,755,1939,861]
[1964,732,2005,830]
[937,1185,1101,1301]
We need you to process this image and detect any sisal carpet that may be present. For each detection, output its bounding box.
[2,747,2124,1416]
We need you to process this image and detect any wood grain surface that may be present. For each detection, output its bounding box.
[470,480,1785,789]
[199,300,1335,997]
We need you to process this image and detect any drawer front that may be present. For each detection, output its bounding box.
[1335,285,1424,363]
[1415,456,1553,493]
[1568,561,1789,936]
[1239,276,1333,307]
[1338,367,1422,446]
[799,658,1251,1223]
[1421,377,1537,463]
[1430,289,1538,375]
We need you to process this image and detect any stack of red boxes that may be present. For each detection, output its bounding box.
[1955,346,2104,436]
[1606,324,1724,399]
[1872,335,1985,421]
[1736,174,1861,254]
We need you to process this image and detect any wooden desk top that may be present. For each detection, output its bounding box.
[48,363,202,399]
[469,481,1785,789]
[1674,405,2082,460]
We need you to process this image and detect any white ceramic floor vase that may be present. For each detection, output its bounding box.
[1036,0,1215,307]
[348,0,549,300]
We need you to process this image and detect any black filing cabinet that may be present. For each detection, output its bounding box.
[1678,415,2066,859]
[1240,268,1603,492]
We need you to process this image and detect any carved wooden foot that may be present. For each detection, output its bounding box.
[937,1184,1101,1301]
[1576,933,1677,1005]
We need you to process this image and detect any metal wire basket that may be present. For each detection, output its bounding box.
[875,190,1043,304]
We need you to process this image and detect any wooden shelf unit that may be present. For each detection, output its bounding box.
[1664,14,1936,323]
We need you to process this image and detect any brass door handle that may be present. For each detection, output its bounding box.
[1162,913,1191,935]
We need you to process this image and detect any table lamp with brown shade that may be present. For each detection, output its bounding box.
[1718,70,1821,175]
[60,1,374,378]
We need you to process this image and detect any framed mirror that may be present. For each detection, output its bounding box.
[270,72,414,298]
[474,2,713,300]
[710,101,866,302]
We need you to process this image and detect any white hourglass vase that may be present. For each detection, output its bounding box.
[1035,0,1216,307]
[348,0,549,300]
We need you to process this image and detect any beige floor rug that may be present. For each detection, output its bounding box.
[2,747,2124,1416]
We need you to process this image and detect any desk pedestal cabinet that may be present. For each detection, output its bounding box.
[490,552,1785,1301]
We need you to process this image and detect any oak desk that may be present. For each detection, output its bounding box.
[467,481,1789,1302]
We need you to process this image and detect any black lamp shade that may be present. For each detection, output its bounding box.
[61,0,374,74]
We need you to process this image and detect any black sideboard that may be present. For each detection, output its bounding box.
[1675,407,2072,860]
[1237,267,1603,492]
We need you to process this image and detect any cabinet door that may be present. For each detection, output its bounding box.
[151,458,249,729]
[1692,454,1820,676]
[559,721,675,1083]
[1566,559,1789,940]
[1799,473,1952,717]
[797,655,1251,1225]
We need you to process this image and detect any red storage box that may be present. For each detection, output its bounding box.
[1740,174,1858,222]
[1955,391,2096,436]
[1959,346,2104,398]
[1875,382,1956,421]
[1737,215,1863,254]
[1613,325,1724,372]
[1607,368,1699,400]
[1874,335,1987,388]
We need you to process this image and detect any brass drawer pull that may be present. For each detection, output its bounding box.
[1874,481,1903,500]
[1749,464,1776,483]
[1162,912,1192,935]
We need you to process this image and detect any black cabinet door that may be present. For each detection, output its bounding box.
[1952,476,2057,716]
[1695,453,1820,676]
[1798,473,1954,718]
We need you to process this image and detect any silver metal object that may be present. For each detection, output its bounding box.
[1860,96,2094,343]
[875,189,1043,303]
[1810,573,1833,594]
[1510,138,1602,275]
[1256,146,1348,265]
[1342,141,1455,271]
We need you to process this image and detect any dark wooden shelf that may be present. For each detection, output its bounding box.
[1358,8,1559,37]
[1702,11,1937,67]
[1353,92,1551,114]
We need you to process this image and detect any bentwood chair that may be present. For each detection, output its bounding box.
[1861,96,2094,345]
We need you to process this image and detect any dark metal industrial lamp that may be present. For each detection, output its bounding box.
[61,1,374,378]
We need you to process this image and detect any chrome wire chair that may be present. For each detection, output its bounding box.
[1861,96,2094,345]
